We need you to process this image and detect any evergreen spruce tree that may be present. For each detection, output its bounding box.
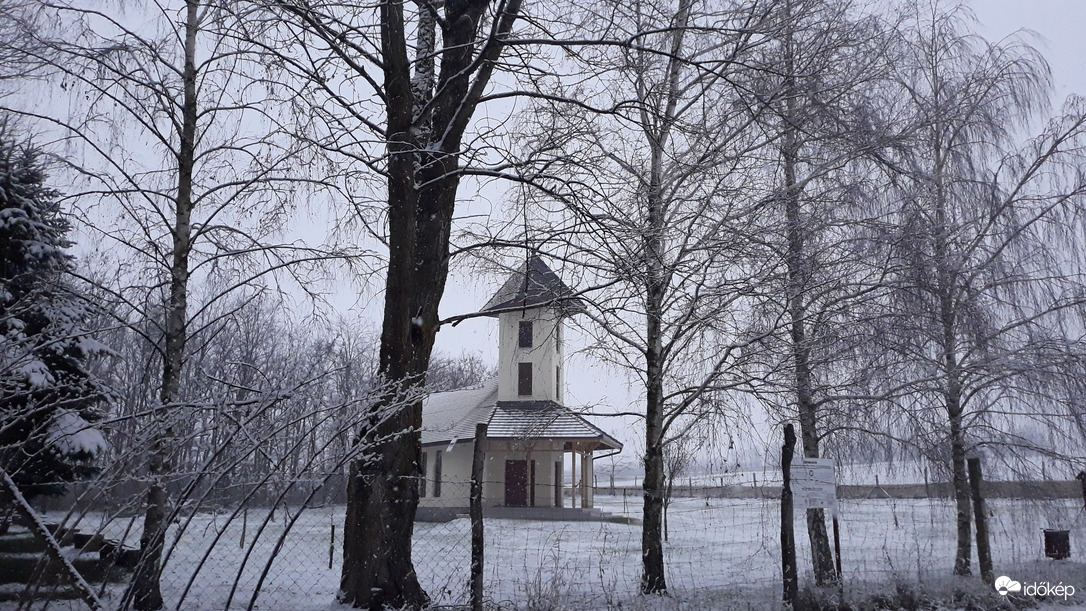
[0,118,107,505]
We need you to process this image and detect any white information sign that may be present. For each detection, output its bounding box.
[791,457,837,511]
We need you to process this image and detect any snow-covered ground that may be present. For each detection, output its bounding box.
[7,495,1085,610]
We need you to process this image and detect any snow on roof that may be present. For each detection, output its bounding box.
[420,379,499,446]
[480,256,584,316]
[421,379,621,451]
[488,402,622,451]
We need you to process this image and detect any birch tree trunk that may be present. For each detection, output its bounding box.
[779,0,836,584]
[130,3,198,608]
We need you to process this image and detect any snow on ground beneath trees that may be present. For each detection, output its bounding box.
[6,495,1085,610]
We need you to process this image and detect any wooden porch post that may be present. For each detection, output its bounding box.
[585,452,594,508]
[580,451,588,508]
[570,449,577,508]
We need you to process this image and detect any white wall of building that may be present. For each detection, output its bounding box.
[496,307,564,403]
[417,443,474,508]
[418,441,567,508]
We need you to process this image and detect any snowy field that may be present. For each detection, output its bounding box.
[8,495,1086,610]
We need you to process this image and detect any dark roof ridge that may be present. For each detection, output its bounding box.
[481,255,585,315]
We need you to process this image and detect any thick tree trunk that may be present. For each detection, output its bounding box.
[131,3,198,608]
[338,1,427,605]
[641,294,667,594]
[335,2,521,606]
[338,145,434,611]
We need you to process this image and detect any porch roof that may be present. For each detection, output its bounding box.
[420,379,621,452]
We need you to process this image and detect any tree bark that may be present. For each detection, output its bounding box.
[130,3,198,608]
[640,117,668,592]
[338,1,522,607]
[968,458,992,585]
[780,1,836,581]
[641,289,667,593]
[470,423,487,611]
[781,424,798,607]
[948,397,971,576]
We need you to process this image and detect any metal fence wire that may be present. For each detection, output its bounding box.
[4,472,1085,610]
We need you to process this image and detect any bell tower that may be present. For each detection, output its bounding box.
[481,257,583,404]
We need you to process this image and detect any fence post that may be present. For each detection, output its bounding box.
[781,423,797,608]
[470,423,488,611]
[968,457,993,585]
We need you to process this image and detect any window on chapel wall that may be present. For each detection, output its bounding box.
[518,362,532,396]
[519,320,533,348]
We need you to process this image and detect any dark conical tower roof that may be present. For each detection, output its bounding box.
[481,256,584,315]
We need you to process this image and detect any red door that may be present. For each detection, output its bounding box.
[505,460,528,506]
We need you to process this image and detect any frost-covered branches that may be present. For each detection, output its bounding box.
[859,2,1086,576]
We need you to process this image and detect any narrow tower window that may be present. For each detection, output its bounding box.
[519,320,533,348]
[518,362,533,396]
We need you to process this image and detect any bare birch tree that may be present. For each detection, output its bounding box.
[490,0,786,593]
[876,0,1086,576]
[0,2,345,607]
[738,0,898,584]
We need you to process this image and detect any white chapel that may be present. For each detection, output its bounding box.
[416,256,622,521]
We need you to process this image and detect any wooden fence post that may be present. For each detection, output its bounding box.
[781,424,797,607]
[470,423,488,611]
[328,513,335,570]
[968,458,993,585]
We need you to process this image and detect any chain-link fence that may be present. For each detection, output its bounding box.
[5,473,1084,610]
[410,485,1086,609]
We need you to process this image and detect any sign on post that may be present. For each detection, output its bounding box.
[791,457,837,511]
[792,456,843,580]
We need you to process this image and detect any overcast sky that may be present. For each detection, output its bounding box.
[974,0,1086,103]
[416,1,1086,463]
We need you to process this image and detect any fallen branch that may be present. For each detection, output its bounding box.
[0,468,105,610]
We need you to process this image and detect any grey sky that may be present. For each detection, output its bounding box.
[419,2,1086,459]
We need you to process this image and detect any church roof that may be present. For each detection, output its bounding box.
[481,256,585,316]
[420,379,621,451]
[419,379,499,447]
